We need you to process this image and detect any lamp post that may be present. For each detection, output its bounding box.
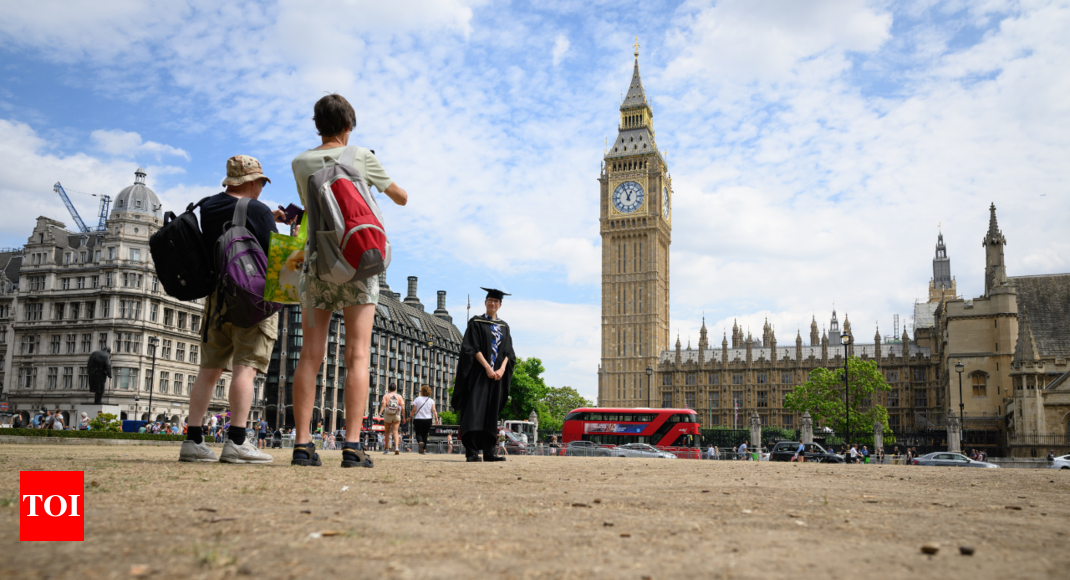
[955,360,965,446]
[646,366,653,408]
[841,333,851,447]
[147,335,159,423]
[134,394,139,424]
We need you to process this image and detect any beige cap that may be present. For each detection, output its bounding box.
[221,155,271,187]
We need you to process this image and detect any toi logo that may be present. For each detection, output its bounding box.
[20,471,84,541]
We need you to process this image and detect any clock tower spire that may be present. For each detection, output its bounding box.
[598,40,672,408]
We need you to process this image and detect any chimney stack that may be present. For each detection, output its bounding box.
[434,290,452,323]
[404,276,424,311]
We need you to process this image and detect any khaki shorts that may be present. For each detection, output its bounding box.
[200,295,279,374]
[383,413,401,424]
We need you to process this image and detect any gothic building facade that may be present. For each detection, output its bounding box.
[597,44,673,408]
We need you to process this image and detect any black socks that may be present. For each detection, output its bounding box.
[186,426,204,444]
[228,426,246,446]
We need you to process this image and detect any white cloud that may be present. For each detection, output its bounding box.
[552,34,570,66]
[502,299,601,401]
[91,129,190,161]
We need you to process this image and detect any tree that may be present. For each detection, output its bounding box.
[539,386,591,434]
[784,356,892,436]
[502,357,550,423]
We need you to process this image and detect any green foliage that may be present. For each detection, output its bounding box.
[784,357,892,436]
[438,410,458,425]
[0,428,190,441]
[539,386,591,434]
[502,357,550,423]
[88,413,122,432]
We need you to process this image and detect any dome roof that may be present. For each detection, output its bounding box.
[113,167,162,218]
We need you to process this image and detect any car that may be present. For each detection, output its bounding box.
[1048,454,1070,469]
[498,429,528,455]
[563,440,612,457]
[610,443,677,459]
[912,452,1000,468]
[768,441,845,463]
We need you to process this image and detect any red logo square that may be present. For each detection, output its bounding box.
[20,471,84,541]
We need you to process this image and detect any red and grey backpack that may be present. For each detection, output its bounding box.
[302,146,391,297]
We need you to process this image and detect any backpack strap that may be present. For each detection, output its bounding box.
[231,197,251,228]
[186,196,212,213]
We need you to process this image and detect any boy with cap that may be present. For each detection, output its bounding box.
[451,288,516,462]
[179,155,292,464]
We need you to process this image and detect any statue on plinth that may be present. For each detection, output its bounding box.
[87,347,112,405]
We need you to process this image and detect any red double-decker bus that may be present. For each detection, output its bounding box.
[561,408,701,456]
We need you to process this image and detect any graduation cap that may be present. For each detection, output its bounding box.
[481,287,511,301]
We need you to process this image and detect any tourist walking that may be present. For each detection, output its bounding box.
[738,441,748,460]
[379,384,406,455]
[451,288,516,463]
[178,154,287,465]
[288,94,408,469]
[411,385,439,454]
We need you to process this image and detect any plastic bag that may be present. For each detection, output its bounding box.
[263,215,307,304]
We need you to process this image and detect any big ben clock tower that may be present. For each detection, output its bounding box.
[598,40,672,408]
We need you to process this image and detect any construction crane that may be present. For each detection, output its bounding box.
[53,182,111,233]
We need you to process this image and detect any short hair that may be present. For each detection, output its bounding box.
[420,385,432,397]
[313,94,357,137]
[388,382,397,392]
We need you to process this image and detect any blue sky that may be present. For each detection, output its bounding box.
[1,0,1068,402]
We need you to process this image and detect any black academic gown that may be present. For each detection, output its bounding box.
[451,315,516,447]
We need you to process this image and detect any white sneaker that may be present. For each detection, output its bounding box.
[179,439,220,462]
[220,439,275,464]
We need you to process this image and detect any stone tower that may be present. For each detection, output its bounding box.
[599,39,672,407]
[928,230,957,302]
[983,203,1008,296]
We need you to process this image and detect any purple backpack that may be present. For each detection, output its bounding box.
[210,197,281,331]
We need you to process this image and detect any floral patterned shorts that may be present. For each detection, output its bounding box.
[299,272,379,312]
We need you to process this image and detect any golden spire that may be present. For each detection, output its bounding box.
[633,36,640,59]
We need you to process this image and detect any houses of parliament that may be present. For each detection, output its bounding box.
[597,46,1070,445]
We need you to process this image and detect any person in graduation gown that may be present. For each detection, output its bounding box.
[451,288,516,462]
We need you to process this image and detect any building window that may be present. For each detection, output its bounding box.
[708,373,719,385]
[173,373,183,395]
[913,368,926,382]
[178,312,187,329]
[662,393,672,408]
[176,342,185,362]
[215,379,226,399]
[62,278,70,290]
[685,392,695,409]
[191,314,200,332]
[108,247,115,260]
[732,373,743,385]
[117,369,139,391]
[22,367,36,389]
[685,373,695,385]
[157,371,169,393]
[914,389,928,408]
[760,414,768,426]
[105,272,113,287]
[81,333,92,353]
[85,302,95,319]
[782,414,794,427]
[150,303,158,322]
[757,373,767,384]
[77,367,87,389]
[129,248,141,262]
[92,276,99,288]
[151,276,159,292]
[161,339,172,359]
[971,373,987,397]
[189,345,199,364]
[757,391,768,408]
[732,391,743,409]
[62,367,73,389]
[781,372,792,384]
[98,333,108,351]
[66,333,76,354]
[101,299,110,317]
[889,414,900,430]
[77,277,85,289]
[187,376,195,395]
[46,367,58,389]
[710,414,721,426]
[886,370,898,383]
[888,390,899,407]
[709,392,719,408]
[164,309,174,326]
[144,370,153,393]
[662,374,672,386]
[49,335,60,354]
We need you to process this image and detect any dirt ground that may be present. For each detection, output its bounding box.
[1,444,1068,580]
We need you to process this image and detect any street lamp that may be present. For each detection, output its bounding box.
[147,335,159,423]
[646,366,653,407]
[841,333,851,447]
[134,394,140,423]
[955,360,965,446]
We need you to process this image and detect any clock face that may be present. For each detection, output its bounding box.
[662,186,670,219]
[612,181,644,214]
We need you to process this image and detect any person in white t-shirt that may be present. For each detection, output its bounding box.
[410,385,440,455]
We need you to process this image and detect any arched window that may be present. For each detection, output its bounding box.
[971,372,987,397]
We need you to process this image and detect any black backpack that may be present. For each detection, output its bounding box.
[149,197,215,301]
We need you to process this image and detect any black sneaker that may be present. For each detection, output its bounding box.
[291,442,322,466]
[466,454,483,462]
[341,442,374,468]
[484,450,507,462]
